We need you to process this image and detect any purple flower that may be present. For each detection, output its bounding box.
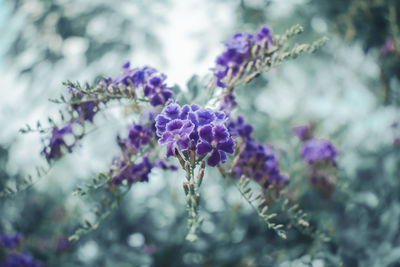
[0,233,21,250]
[301,139,338,164]
[128,124,152,150]
[41,124,74,161]
[292,125,311,141]
[131,156,154,182]
[111,156,154,184]
[154,159,178,171]
[225,33,253,54]
[112,62,173,106]
[255,25,273,47]
[1,253,43,267]
[196,124,235,166]
[159,119,194,157]
[143,75,173,106]
[226,115,253,140]
[214,26,274,88]
[229,116,288,188]
[156,101,223,142]
[72,101,97,122]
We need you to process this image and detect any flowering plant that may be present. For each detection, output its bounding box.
[3,24,333,262]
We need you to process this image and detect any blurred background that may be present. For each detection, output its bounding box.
[0,0,400,266]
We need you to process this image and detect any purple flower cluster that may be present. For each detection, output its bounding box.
[155,101,235,167]
[1,253,43,267]
[112,62,173,106]
[214,25,273,87]
[111,156,153,184]
[229,116,288,188]
[110,122,177,185]
[301,139,338,164]
[0,233,21,250]
[41,124,75,161]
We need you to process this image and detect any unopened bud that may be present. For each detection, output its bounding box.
[258,199,268,209]
[246,61,254,73]
[197,169,204,187]
[175,149,186,168]
[189,181,195,193]
[251,44,258,58]
[185,161,191,174]
[200,160,206,169]
[190,150,196,165]
[183,183,189,195]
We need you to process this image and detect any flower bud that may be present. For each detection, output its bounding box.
[183,183,189,195]
[175,149,186,168]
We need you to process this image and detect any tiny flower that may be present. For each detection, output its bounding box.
[72,101,97,122]
[159,119,195,157]
[131,156,154,182]
[255,25,273,47]
[292,125,311,141]
[41,124,74,161]
[227,115,253,140]
[301,138,338,164]
[143,75,173,106]
[128,124,152,150]
[196,124,235,166]
[381,38,395,55]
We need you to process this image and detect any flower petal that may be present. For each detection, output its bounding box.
[164,102,181,119]
[199,125,213,143]
[180,105,190,119]
[166,119,183,132]
[213,124,229,143]
[159,132,173,145]
[207,149,221,167]
[196,109,216,126]
[150,94,164,106]
[180,120,194,136]
[177,137,191,151]
[220,151,227,163]
[217,138,235,154]
[155,115,170,135]
[166,142,175,157]
[196,142,213,156]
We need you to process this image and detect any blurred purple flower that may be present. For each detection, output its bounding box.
[0,233,21,250]
[381,38,395,55]
[1,253,43,267]
[255,25,273,46]
[292,125,311,141]
[128,124,152,150]
[301,139,338,164]
[41,124,74,161]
